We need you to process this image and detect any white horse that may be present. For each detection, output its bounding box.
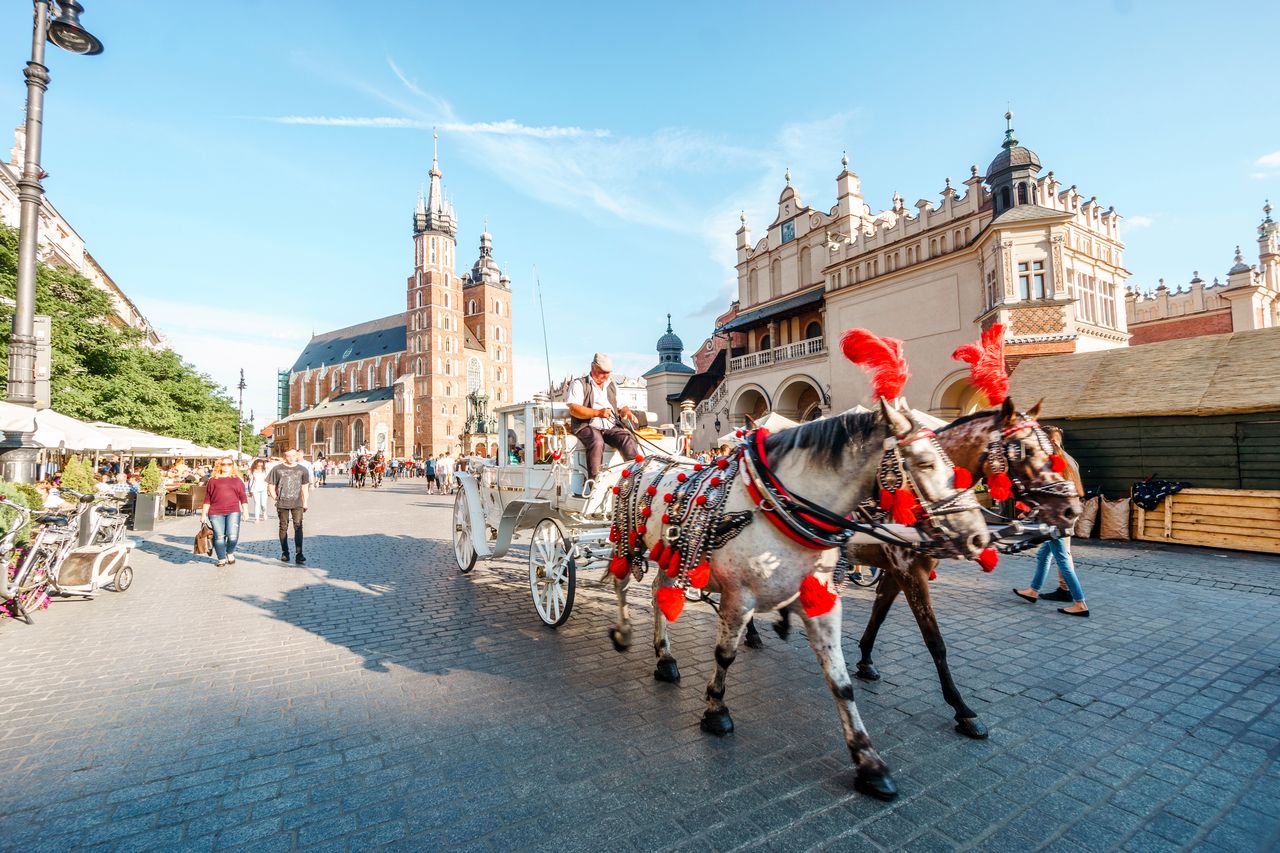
[608,398,990,800]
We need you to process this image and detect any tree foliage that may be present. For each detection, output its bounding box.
[59,455,95,494]
[0,224,259,453]
[139,459,163,494]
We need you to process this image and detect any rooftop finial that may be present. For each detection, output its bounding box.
[432,127,439,167]
[841,150,848,168]
[666,313,673,334]
[1002,110,1018,149]
[1265,199,1274,222]
[739,210,746,226]
[1235,245,1244,264]
[784,167,791,185]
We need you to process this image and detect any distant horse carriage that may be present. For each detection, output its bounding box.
[452,328,1078,800]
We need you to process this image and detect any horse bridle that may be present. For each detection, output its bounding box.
[984,418,1078,503]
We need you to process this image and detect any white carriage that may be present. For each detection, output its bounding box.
[452,397,688,627]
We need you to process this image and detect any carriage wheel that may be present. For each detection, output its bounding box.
[453,489,477,574]
[529,519,575,628]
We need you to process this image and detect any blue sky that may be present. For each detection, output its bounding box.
[2,0,1276,425]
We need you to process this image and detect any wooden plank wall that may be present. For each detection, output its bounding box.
[1045,411,1280,496]
[1132,488,1280,554]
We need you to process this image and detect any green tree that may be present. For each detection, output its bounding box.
[139,459,163,495]
[0,223,262,453]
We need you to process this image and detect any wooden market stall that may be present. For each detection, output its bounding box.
[1007,327,1280,554]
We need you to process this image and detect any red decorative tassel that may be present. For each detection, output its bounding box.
[1014,501,1030,513]
[660,513,670,524]
[608,528,617,542]
[649,540,666,562]
[988,471,1012,501]
[798,575,838,617]
[689,562,710,589]
[656,587,685,621]
[609,556,629,579]
[891,488,919,525]
[879,488,895,511]
[929,568,937,581]
[954,468,973,490]
[976,548,999,573]
[1050,454,1067,473]
[677,473,688,482]
[628,529,638,549]
[663,549,681,577]
[646,485,657,496]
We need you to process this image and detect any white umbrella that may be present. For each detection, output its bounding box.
[718,411,800,445]
[33,408,116,451]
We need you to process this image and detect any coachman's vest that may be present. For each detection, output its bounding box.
[569,375,618,432]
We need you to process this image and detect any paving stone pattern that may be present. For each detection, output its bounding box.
[1,479,1277,852]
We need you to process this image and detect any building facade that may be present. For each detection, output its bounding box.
[2,127,163,347]
[1125,204,1280,345]
[275,139,514,459]
[681,115,1131,449]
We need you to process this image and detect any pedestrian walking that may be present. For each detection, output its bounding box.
[247,458,269,522]
[438,452,453,493]
[425,455,437,494]
[268,448,311,565]
[201,457,248,567]
[1014,426,1089,617]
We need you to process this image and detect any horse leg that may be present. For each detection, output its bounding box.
[856,566,902,682]
[744,618,764,649]
[800,597,898,800]
[608,573,632,653]
[652,578,680,683]
[900,562,987,739]
[773,602,795,640]
[700,601,751,736]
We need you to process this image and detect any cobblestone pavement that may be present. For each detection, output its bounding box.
[1,478,1277,852]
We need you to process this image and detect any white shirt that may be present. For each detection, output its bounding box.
[566,375,615,430]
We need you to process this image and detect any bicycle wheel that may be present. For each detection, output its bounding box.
[850,564,882,587]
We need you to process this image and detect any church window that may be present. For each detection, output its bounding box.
[1032,261,1047,299]
[297,425,305,451]
[445,360,452,375]
[445,337,452,353]
[497,389,504,403]
[452,405,458,415]
[1018,262,1031,300]
[906,247,913,265]
[446,421,453,437]
[333,422,345,453]
[331,372,339,391]
[353,419,364,448]
[445,383,452,397]
[368,365,376,388]
[1017,183,1028,205]
[1000,187,1011,212]
[804,321,822,340]
[314,422,325,447]
[430,237,436,264]
[929,238,937,256]
[416,291,423,308]
[300,381,306,409]
[350,368,358,391]
[444,292,451,309]
[386,363,394,386]
[468,358,481,392]
[468,299,477,315]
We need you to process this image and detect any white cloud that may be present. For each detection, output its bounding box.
[265,115,608,139]
[1121,214,1154,232]
[1255,151,1280,169]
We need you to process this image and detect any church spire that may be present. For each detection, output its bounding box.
[418,128,456,238]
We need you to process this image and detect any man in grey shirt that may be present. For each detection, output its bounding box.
[268,449,311,564]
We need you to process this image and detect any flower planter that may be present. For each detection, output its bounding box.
[133,493,162,532]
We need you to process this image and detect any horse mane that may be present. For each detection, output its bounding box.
[763,410,881,466]
[936,409,999,433]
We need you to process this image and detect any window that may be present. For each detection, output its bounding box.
[297,425,305,450]
[1018,183,1028,205]
[368,365,376,388]
[333,422,345,453]
[314,422,325,446]
[415,291,422,308]
[468,358,482,392]
[352,419,364,448]
[300,380,306,409]
[445,337,452,353]
[1000,187,1011,211]
[468,299,477,315]
[415,357,423,375]
[331,372,339,391]
[349,368,358,391]
[430,237,436,264]
[1099,279,1117,327]
[804,321,822,340]
[1032,261,1047,299]
[759,334,771,351]
[1018,262,1031,300]
[386,363,394,387]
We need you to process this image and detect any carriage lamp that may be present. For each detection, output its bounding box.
[678,401,697,436]
[532,393,551,431]
[714,416,722,433]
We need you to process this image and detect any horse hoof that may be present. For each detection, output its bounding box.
[854,768,898,801]
[855,662,880,681]
[653,658,681,683]
[955,717,988,739]
[772,619,791,641]
[744,631,764,650]
[609,627,631,653]
[700,708,734,736]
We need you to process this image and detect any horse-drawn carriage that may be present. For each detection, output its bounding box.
[452,397,684,626]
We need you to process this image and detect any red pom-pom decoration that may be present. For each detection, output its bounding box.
[621,469,631,478]
[929,568,937,581]
[689,562,711,589]
[628,530,637,549]
[1050,454,1067,473]
[677,472,687,482]
[640,507,652,518]
[612,486,620,495]
[710,477,721,487]
[798,575,838,617]
[656,587,685,622]
[953,468,973,490]
[976,548,999,573]
[646,485,657,496]
[693,464,703,472]
[636,524,646,534]
[695,495,707,506]
[879,488,896,512]
[663,493,674,503]
[660,513,670,524]
[891,488,920,526]
[735,430,745,438]
[716,458,729,470]
[635,455,644,463]
[609,556,629,579]
[988,471,1013,502]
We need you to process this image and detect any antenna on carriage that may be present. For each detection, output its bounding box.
[536,266,555,400]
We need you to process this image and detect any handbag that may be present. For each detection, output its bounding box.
[193,522,213,556]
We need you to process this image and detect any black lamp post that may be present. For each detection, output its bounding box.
[2,1,103,483]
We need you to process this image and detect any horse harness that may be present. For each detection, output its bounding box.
[983,418,1078,503]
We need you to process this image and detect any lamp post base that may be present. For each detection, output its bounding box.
[0,435,40,484]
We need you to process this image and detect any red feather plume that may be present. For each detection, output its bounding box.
[951,324,1009,405]
[841,329,911,400]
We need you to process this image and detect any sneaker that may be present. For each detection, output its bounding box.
[295,554,307,565]
[1040,588,1073,602]
[227,555,236,565]
[216,560,227,567]
[280,553,291,563]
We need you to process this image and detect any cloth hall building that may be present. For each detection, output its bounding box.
[678,115,1133,450]
[275,143,514,459]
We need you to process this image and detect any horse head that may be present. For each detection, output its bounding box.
[990,397,1082,532]
[876,398,990,559]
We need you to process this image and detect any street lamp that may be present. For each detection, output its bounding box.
[1,1,104,483]
[237,369,246,457]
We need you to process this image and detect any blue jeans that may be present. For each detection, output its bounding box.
[1032,537,1085,602]
[209,512,241,561]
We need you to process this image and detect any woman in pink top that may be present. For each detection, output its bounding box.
[201,458,248,567]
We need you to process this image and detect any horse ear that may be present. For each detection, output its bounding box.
[1026,398,1044,420]
[999,397,1016,426]
[879,397,913,436]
